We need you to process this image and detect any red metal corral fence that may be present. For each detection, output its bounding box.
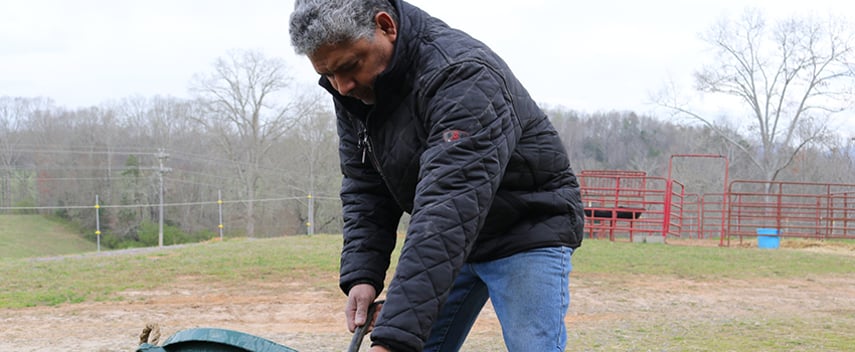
[579,169,855,245]
[579,170,685,242]
[725,180,855,245]
[693,193,728,240]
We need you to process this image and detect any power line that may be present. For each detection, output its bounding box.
[0,166,164,172]
[0,172,334,198]
[3,146,312,179]
[0,196,324,211]
[5,146,164,156]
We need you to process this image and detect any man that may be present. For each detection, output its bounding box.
[289,1,584,351]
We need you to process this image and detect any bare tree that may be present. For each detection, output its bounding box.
[0,97,53,210]
[657,9,855,186]
[189,50,321,237]
[277,105,341,235]
[0,97,29,210]
[111,96,205,237]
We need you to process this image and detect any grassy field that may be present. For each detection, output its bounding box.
[0,236,343,308]
[577,240,855,351]
[1,232,854,351]
[0,214,95,258]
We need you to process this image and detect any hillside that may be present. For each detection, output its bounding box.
[0,214,95,258]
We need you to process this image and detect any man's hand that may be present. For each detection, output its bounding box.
[345,283,378,332]
[368,346,391,352]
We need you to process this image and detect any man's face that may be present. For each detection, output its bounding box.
[309,13,397,105]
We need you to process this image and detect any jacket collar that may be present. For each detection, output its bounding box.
[372,0,419,105]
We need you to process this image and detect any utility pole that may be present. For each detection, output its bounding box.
[95,194,101,252]
[307,193,314,236]
[218,189,224,240]
[156,149,171,247]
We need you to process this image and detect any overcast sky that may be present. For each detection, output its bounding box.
[1,0,853,135]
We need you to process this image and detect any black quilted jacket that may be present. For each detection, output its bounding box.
[321,1,584,351]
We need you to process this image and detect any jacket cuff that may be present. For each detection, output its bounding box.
[342,279,384,296]
[372,338,415,352]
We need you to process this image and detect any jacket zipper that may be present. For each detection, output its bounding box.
[350,111,409,209]
[357,129,368,163]
[356,120,385,178]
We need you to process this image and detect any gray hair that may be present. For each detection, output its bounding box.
[289,0,398,56]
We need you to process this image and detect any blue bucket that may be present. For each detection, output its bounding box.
[756,228,779,249]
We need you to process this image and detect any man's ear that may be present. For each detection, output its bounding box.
[375,12,397,39]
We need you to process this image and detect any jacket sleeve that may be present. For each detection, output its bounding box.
[371,61,522,352]
[336,102,403,296]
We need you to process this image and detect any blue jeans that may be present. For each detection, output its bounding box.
[423,246,573,352]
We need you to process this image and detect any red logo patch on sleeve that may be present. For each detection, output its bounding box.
[442,129,469,143]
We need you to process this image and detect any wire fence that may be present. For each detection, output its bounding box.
[0,193,343,251]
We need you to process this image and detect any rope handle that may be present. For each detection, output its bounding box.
[139,322,162,346]
[347,300,384,352]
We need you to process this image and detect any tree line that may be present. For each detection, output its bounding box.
[1,9,853,248]
[2,93,852,246]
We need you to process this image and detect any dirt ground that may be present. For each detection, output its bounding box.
[2,247,854,352]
